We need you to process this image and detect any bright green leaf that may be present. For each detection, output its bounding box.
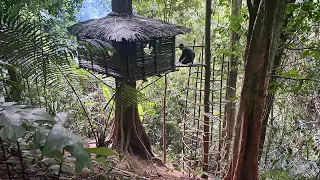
[92,157,107,163]
[65,144,93,172]
[101,84,111,100]
[138,104,144,121]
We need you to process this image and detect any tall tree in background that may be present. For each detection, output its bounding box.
[224,0,288,179]
[258,32,287,159]
[222,0,242,163]
[202,0,212,178]
[259,0,320,159]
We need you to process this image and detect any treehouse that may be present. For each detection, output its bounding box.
[68,12,190,81]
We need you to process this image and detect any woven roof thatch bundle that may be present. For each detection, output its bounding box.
[68,12,191,42]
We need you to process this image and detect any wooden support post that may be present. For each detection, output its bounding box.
[141,42,146,78]
[154,39,158,75]
[163,74,168,164]
[172,37,176,71]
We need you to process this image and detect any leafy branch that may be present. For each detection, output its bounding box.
[270,75,320,83]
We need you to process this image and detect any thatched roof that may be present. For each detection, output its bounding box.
[68,12,191,42]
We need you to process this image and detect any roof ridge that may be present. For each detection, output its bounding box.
[68,14,191,42]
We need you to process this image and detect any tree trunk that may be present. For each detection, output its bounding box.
[109,80,155,159]
[112,0,132,14]
[222,0,242,165]
[7,70,22,102]
[258,38,285,159]
[223,0,287,179]
[202,0,212,178]
[258,12,294,159]
[108,0,157,162]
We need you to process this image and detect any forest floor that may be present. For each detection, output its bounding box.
[0,141,205,180]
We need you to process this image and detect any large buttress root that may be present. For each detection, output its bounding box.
[108,81,154,159]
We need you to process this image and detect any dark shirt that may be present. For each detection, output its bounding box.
[179,47,195,64]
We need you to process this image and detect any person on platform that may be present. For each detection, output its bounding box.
[178,44,195,64]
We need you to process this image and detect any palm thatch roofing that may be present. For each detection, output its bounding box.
[68,12,191,42]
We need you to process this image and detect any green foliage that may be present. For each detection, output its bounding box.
[138,103,144,121]
[120,83,145,108]
[102,84,112,100]
[1,0,318,178]
[0,100,54,142]
[0,99,86,171]
[0,60,14,71]
[301,49,320,60]
[0,14,113,88]
[261,170,292,180]
[1,15,71,89]
[0,0,121,176]
[138,76,185,162]
[43,123,93,172]
[0,98,117,172]
[0,0,83,21]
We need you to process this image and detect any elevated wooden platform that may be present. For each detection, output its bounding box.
[175,63,205,68]
[78,60,122,78]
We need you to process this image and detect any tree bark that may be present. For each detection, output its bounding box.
[109,80,155,159]
[7,70,22,102]
[222,0,242,165]
[223,0,287,179]
[202,0,212,178]
[112,0,132,14]
[258,39,285,159]
[258,12,294,159]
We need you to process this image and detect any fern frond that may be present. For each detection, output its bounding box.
[0,14,114,91]
[119,84,145,108]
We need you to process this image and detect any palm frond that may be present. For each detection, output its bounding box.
[0,15,114,88]
[119,83,144,108]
